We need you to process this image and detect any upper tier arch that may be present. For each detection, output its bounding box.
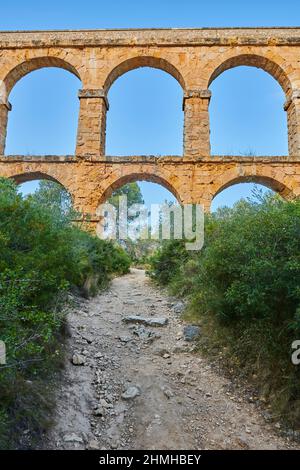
[2,56,81,99]
[103,56,185,92]
[207,53,292,96]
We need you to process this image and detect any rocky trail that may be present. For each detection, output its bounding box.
[43,269,298,450]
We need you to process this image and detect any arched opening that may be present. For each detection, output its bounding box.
[211,174,293,212]
[10,171,64,186]
[99,173,181,205]
[209,59,288,156]
[17,176,73,216]
[3,57,80,96]
[5,66,80,155]
[208,55,291,93]
[211,182,275,212]
[98,176,180,259]
[104,57,185,92]
[105,62,184,156]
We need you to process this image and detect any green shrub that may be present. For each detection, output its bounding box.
[0,178,130,448]
[67,228,130,295]
[149,192,300,427]
[147,239,189,285]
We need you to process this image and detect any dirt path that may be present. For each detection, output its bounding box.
[43,269,298,450]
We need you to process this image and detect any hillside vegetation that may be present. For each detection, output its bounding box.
[0,178,130,449]
[148,191,300,428]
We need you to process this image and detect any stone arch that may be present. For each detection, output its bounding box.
[103,56,185,93]
[0,57,81,155]
[2,57,81,99]
[207,53,292,96]
[103,56,185,157]
[207,53,292,156]
[10,170,65,185]
[98,172,182,205]
[9,170,75,202]
[212,172,294,202]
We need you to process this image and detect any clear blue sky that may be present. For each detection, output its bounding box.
[0,0,299,30]
[2,0,298,210]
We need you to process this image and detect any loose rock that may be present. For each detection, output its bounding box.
[121,386,141,400]
[71,353,86,365]
[173,301,185,315]
[183,325,201,342]
[123,316,168,327]
[119,335,132,343]
[63,433,84,443]
[88,439,100,450]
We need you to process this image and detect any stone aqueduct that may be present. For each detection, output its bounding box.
[0,27,300,228]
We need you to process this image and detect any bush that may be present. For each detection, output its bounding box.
[181,195,300,328]
[70,229,130,295]
[148,239,189,285]
[149,192,300,427]
[0,178,130,448]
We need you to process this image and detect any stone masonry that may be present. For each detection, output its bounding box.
[0,28,300,229]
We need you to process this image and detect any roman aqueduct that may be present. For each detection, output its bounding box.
[0,27,300,228]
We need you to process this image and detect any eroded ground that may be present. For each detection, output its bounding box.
[43,269,298,450]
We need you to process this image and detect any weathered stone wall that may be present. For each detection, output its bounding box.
[0,156,299,215]
[1,28,300,156]
[76,91,108,155]
[0,28,299,227]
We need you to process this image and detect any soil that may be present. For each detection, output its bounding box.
[42,268,299,450]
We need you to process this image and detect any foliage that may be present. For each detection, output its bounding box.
[0,177,130,448]
[148,239,190,285]
[70,228,131,295]
[108,182,153,260]
[189,193,300,327]
[122,238,161,266]
[108,182,145,233]
[108,182,144,210]
[108,183,187,265]
[30,179,74,219]
[148,191,300,427]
